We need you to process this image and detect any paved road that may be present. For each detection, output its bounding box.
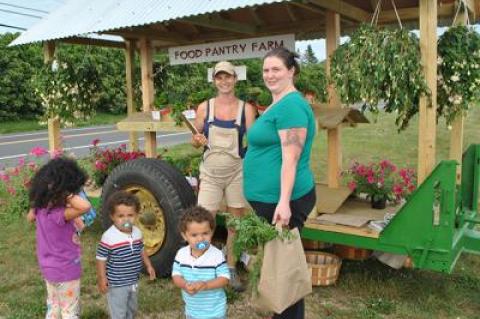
[0,125,191,168]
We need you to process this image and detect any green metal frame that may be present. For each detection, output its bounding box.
[302,144,480,273]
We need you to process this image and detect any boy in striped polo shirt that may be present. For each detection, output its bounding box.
[172,206,230,319]
[96,191,156,318]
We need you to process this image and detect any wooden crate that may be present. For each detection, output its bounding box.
[305,251,342,286]
[333,244,372,261]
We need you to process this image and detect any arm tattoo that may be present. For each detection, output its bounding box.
[282,128,305,149]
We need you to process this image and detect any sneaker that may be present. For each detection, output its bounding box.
[229,267,245,292]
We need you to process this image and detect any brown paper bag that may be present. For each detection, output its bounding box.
[255,227,312,314]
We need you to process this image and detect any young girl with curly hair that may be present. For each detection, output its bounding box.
[27,157,91,318]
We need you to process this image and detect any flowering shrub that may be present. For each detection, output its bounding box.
[343,160,417,203]
[89,139,145,187]
[437,25,480,125]
[0,147,52,220]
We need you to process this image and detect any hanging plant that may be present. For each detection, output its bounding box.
[330,24,430,130]
[34,55,100,126]
[437,25,480,125]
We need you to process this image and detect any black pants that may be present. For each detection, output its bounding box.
[249,187,316,319]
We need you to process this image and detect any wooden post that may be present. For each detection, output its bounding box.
[43,41,62,153]
[325,10,342,188]
[139,37,156,158]
[125,40,139,152]
[417,0,437,184]
[449,6,469,183]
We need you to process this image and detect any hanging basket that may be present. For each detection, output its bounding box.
[305,251,342,286]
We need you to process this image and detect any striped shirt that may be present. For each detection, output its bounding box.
[172,245,230,319]
[96,225,144,287]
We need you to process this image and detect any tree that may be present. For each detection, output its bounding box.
[302,44,318,64]
[0,33,43,121]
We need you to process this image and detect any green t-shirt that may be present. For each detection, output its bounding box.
[243,91,315,203]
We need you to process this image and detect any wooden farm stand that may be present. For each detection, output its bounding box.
[15,0,480,274]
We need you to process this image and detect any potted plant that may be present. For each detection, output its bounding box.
[343,160,417,209]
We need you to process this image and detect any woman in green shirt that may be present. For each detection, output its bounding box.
[243,48,316,319]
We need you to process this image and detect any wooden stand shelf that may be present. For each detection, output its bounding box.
[116,112,190,133]
[311,104,369,129]
[306,196,401,239]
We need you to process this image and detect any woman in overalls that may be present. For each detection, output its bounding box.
[191,61,256,291]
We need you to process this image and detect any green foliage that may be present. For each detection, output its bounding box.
[0,148,50,222]
[162,151,202,177]
[34,54,100,125]
[1,34,128,122]
[437,25,480,125]
[331,24,430,130]
[89,140,145,187]
[296,62,328,103]
[0,33,43,121]
[227,213,296,292]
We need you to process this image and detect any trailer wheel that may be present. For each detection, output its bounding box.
[101,158,195,276]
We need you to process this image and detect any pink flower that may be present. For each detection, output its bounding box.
[347,181,357,191]
[367,176,375,184]
[51,149,64,159]
[393,184,403,195]
[7,186,16,195]
[30,146,48,157]
[17,158,25,167]
[92,138,101,147]
[95,160,107,171]
[0,173,10,182]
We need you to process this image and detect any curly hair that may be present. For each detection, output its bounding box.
[104,191,140,216]
[179,205,215,233]
[29,157,87,209]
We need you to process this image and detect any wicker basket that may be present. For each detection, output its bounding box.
[333,244,372,261]
[302,239,332,250]
[305,251,342,286]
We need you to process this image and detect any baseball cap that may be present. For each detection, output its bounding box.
[213,61,236,77]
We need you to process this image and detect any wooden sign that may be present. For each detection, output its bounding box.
[168,34,295,65]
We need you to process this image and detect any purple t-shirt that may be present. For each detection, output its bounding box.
[35,206,81,282]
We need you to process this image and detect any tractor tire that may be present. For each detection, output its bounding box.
[101,158,196,276]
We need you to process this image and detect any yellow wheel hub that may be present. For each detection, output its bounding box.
[125,185,166,256]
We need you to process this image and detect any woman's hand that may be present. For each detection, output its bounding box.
[191,133,208,148]
[273,201,292,226]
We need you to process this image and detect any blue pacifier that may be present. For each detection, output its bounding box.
[123,221,133,229]
[195,241,209,250]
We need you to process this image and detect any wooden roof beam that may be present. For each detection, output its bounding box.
[63,36,125,49]
[291,2,325,16]
[307,0,369,22]
[106,29,186,44]
[286,4,299,22]
[249,7,264,25]
[465,0,477,17]
[376,3,455,24]
[181,14,257,35]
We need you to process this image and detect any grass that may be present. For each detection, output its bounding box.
[0,112,126,134]
[0,108,479,318]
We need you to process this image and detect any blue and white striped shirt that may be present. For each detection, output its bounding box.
[96,225,144,287]
[172,245,230,319]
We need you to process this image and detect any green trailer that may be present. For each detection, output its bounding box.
[301,144,480,273]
